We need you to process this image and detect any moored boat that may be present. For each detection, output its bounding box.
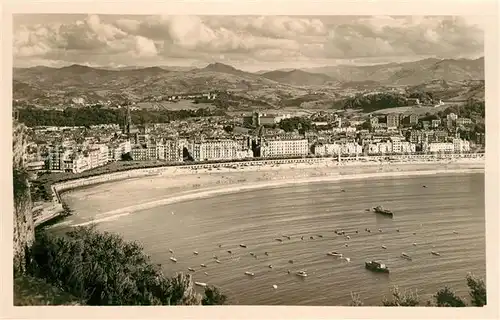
[193,251,199,255]
[200,263,207,267]
[195,282,207,287]
[170,257,177,262]
[365,260,390,273]
[431,251,441,256]
[401,252,412,261]
[188,267,195,272]
[373,206,394,217]
[296,270,308,277]
[327,251,343,258]
[239,244,247,248]
[245,271,255,276]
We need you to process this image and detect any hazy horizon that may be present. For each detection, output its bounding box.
[13,14,485,72]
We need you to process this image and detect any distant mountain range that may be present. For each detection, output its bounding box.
[13,57,484,107]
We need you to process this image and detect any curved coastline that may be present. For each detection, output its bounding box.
[67,163,484,227]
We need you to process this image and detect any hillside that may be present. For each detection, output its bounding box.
[260,69,335,86]
[304,57,484,85]
[12,57,484,109]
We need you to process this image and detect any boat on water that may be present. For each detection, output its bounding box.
[342,257,351,262]
[381,245,387,249]
[195,282,207,287]
[215,260,221,264]
[365,260,390,273]
[245,271,255,276]
[372,206,394,217]
[296,271,308,277]
[193,251,199,255]
[327,251,343,258]
[188,267,195,272]
[268,265,273,269]
[431,251,441,256]
[169,249,174,253]
[239,244,247,248]
[275,238,283,242]
[170,257,177,262]
[401,252,412,261]
[200,263,207,267]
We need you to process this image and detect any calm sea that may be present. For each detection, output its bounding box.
[59,172,485,306]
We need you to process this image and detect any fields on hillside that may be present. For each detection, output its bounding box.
[136,100,216,110]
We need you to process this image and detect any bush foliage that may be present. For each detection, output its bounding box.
[26,225,224,305]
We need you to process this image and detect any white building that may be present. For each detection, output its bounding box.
[190,139,242,161]
[428,142,454,153]
[453,138,471,153]
[315,142,362,156]
[261,139,309,158]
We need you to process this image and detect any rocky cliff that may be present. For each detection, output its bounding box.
[13,121,35,273]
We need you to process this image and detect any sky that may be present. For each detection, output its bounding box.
[13,14,485,71]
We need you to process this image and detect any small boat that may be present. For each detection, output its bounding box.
[268,265,273,269]
[296,270,308,277]
[213,255,218,259]
[365,208,371,212]
[288,259,294,264]
[227,250,232,254]
[275,238,283,242]
[413,243,417,246]
[396,229,400,232]
[401,252,412,261]
[378,229,383,233]
[413,232,417,235]
[343,257,351,262]
[285,235,291,240]
[245,271,255,276]
[287,270,291,274]
[346,235,351,240]
[195,282,207,287]
[365,260,390,273]
[300,236,304,240]
[317,234,323,238]
[249,252,255,256]
[239,244,247,248]
[344,243,349,247]
[327,251,343,257]
[193,251,199,255]
[272,284,278,289]
[422,185,427,188]
[341,189,346,192]
[310,236,314,240]
[381,245,387,249]
[431,251,441,256]
[218,244,222,248]
[453,231,459,234]
[200,263,207,267]
[265,252,269,256]
[169,249,174,253]
[373,206,394,217]
[188,267,195,272]
[204,272,208,276]
[215,259,221,264]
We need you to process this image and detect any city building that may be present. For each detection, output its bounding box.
[386,113,400,129]
[261,138,309,158]
[428,142,454,153]
[189,139,243,161]
[456,118,473,126]
[431,119,442,128]
[453,138,471,153]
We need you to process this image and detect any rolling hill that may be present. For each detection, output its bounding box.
[260,69,335,86]
[12,57,484,108]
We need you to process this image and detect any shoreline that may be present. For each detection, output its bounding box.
[66,162,484,227]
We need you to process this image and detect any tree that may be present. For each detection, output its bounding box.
[121,152,133,161]
[434,287,466,307]
[382,286,420,306]
[349,292,364,306]
[202,285,227,305]
[466,273,486,306]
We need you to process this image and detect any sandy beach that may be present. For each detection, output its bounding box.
[63,158,484,226]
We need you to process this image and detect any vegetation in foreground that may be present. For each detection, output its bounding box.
[26,225,227,305]
[350,273,486,307]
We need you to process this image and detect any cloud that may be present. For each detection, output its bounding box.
[13,14,484,69]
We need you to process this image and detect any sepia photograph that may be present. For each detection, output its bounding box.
[4,3,498,317]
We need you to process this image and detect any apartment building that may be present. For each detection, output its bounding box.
[453,138,471,153]
[386,113,400,129]
[131,145,159,161]
[428,142,454,153]
[261,138,309,158]
[456,118,473,126]
[431,119,442,128]
[314,142,362,156]
[190,139,242,161]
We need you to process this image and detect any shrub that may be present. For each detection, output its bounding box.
[202,286,227,305]
[382,286,420,306]
[466,273,486,306]
[434,287,466,307]
[26,225,206,305]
